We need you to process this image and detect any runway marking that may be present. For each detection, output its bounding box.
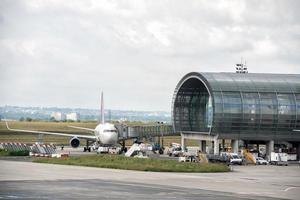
[99,180,188,193]
[284,187,297,192]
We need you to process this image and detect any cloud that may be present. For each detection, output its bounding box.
[0,0,299,111]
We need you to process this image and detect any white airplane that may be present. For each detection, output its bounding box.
[5,92,119,152]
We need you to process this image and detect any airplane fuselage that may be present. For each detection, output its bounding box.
[94,123,118,145]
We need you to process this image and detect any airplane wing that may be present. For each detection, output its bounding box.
[293,129,300,132]
[5,121,96,140]
[68,126,95,132]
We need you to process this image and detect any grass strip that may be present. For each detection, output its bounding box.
[34,154,230,173]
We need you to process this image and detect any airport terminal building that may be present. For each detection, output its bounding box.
[172,72,300,157]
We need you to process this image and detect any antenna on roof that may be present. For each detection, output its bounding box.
[235,57,248,73]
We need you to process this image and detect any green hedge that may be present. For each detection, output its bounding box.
[9,150,29,156]
[0,149,29,156]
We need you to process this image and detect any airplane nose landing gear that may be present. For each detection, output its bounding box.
[83,146,91,152]
[83,140,92,152]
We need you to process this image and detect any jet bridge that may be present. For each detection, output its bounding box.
[116,124,177,140]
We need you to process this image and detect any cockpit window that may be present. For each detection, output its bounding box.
[103,130,117,133]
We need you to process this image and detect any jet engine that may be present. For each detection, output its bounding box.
[70,137,80,148]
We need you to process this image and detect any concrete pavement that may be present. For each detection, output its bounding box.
[0,160,299,199]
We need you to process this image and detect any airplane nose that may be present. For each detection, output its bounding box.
[110,132,118,143]
[102,132,118,144]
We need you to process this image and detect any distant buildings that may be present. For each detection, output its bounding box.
[0,105,171,122]
[50,112,80,121]
[66,113,80,121]
[50,112,66,121]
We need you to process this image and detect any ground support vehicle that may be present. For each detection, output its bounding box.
[270,152,288,166]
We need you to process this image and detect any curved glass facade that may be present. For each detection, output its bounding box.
[172,72,300,141]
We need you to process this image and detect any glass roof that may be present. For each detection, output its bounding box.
[200,72,300,93]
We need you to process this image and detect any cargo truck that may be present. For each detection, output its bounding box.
[270,152,288,166]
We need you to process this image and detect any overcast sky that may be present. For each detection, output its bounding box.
[0,0,299,111]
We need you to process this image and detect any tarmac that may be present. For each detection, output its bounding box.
[0,159,300,199]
